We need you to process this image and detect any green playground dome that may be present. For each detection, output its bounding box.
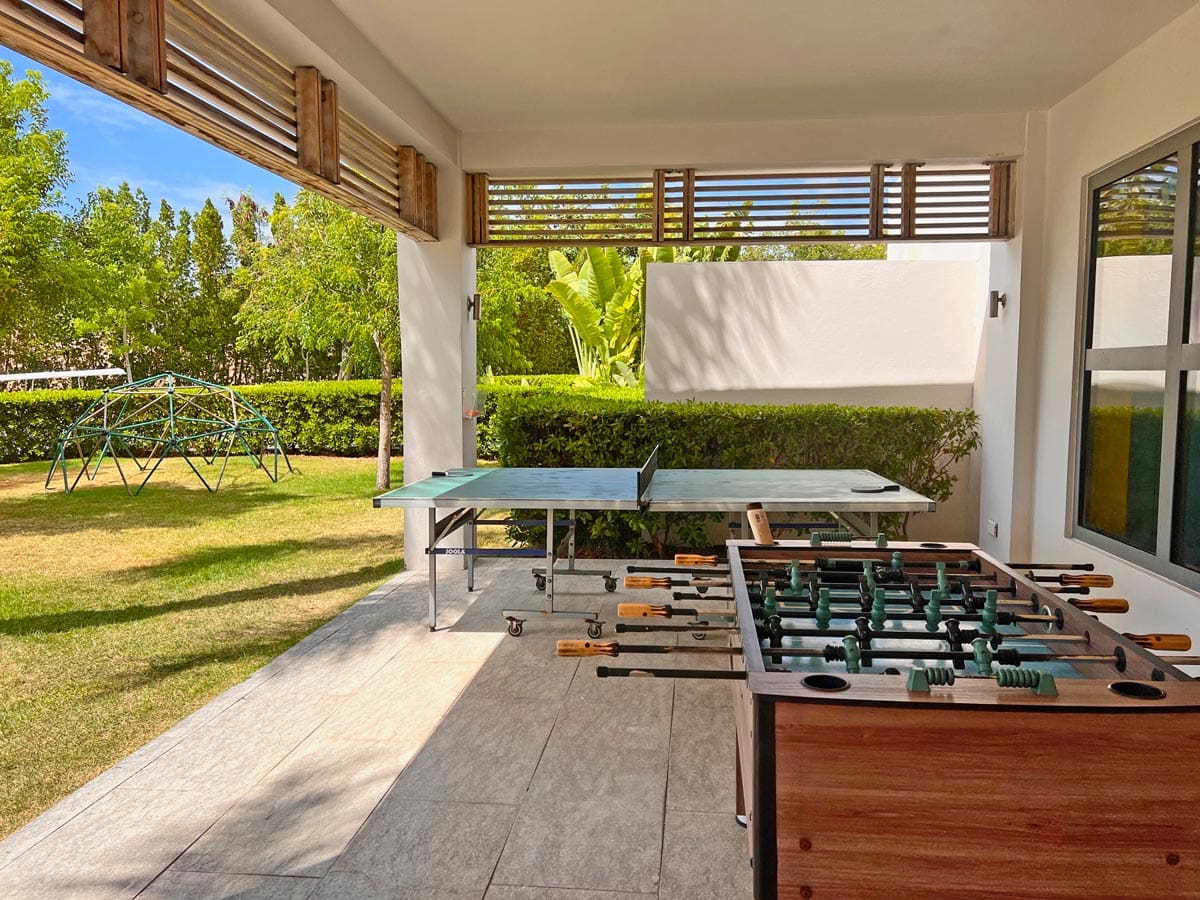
[46,372,292,495]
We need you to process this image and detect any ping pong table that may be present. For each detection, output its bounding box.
[373,447,935,634]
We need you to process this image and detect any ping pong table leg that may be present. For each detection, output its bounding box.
[466,511,476,591]
[869,512,879,535]
[544,508,555,612]
[428,506,438,631]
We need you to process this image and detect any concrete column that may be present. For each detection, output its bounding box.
[397,167,477,567]
[975,111,1046,562]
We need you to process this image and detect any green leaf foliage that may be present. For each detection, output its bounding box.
[491,393,981,555]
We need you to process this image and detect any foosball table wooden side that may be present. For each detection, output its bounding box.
[736,689,1200,899]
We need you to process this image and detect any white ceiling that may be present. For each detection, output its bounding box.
[328,0,1197,131]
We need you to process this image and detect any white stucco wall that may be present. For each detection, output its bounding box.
[645,259,984,407]
[645,259,986,540]
[1032,3,1200,641]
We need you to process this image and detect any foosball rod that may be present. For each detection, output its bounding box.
[627,601,1087,628]
[560,640,1200,666]
[597,665,745,680]
[617,619,1188,650]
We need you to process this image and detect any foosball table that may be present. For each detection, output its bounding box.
[558,539,1200,899]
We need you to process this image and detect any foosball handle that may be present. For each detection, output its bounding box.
[1124,633,1192,652]
[691,578,731,588]
[618,602,670,619]
[675,553,718,566]
[625,576,672,589]
[1060,573,1115,588]
[1069,598,1130,614]
[557,640,619,657]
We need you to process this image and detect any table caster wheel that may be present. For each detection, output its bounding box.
[586,622,603,639]
[534,575,546,591]
[506,618,524,637]
[604,577,617,593]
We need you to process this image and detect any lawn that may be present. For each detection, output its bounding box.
[0,454,407,838]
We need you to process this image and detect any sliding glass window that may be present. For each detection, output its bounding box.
[1075,125,1200,590]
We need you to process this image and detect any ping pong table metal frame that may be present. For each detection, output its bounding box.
[374,448,936,635]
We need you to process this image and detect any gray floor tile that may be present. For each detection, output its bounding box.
[659,810,752,900]
[666,704,736,814]
[492,796,663,894]
[485,888,653,900]
[0,788,230,900]
[325,799,515,894]
[139,871,319,899]
[312,872,481,900]
[173,737,418,878]
[528,738,667,803]
[388,697,560,804]
[551,674,673,752]
[313,659,480,744]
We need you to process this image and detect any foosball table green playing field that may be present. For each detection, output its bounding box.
[558,540,1200,899]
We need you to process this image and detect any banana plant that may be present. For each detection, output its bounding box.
[547,247,643,386]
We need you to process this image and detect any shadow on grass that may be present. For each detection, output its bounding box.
[0,481,302,537]
[0,560,402,636]
[112,534,401,582]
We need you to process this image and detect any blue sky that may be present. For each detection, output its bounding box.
[3,48,295,221]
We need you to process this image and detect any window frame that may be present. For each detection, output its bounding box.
[1069,121,1200,591]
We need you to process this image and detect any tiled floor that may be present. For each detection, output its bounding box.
[0,560,752,900]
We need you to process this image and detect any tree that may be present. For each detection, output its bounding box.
[237,190,400,488]
[0,61,77,376]
[71,184,165,379]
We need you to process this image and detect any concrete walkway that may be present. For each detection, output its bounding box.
[0,559,751,899]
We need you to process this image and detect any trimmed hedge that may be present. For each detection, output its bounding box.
[476,375,641,458]
[0,380,401,463]
[492,394,981,555]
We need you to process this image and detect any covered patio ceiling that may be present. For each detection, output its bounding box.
[323,0,1194,130]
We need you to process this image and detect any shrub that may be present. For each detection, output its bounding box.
[492,393,980,555]
[0,379,401,463]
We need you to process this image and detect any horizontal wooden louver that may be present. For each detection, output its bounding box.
[692,169,874,242]
[484,177,657,245]
[1095,157,1177,240]
[468,161,1013,246]
[164,0,296,170]
[0,0,84,51]
[0,0,438,240]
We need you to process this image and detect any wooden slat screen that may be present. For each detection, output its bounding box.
[1096,157,1177,240]
[485,176,657,245]
[0,0,83,52]
[164,0,296,171]
[692,169,874,242]
[468,161,1014,246]
[0,0,437,240]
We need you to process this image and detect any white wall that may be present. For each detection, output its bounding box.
[645,259,986,539]
[397,167,477,566]
[1032,3,1200,641]
[645,259,984,407]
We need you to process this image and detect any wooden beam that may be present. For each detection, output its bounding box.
[900,162,919,238]
[83,0,123,70]
[294,65,321,176]
[868,163,885,239]
[319,76,339,183]
[397,145,419,225]
[424,159,437,239]
[682,168,695,243]
[125,0,165,92]
[652,169,666,243]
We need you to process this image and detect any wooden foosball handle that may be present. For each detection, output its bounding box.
[1123,633,1192,652]
[691,577,731,588]
[1069,598,1129,614]
[625,576,671,589]
[675,553,718,566]
[617,603,668,618]
[558,640,618,657]
[1033,573,1114,588]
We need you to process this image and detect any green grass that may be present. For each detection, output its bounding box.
[0,454,407,838]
